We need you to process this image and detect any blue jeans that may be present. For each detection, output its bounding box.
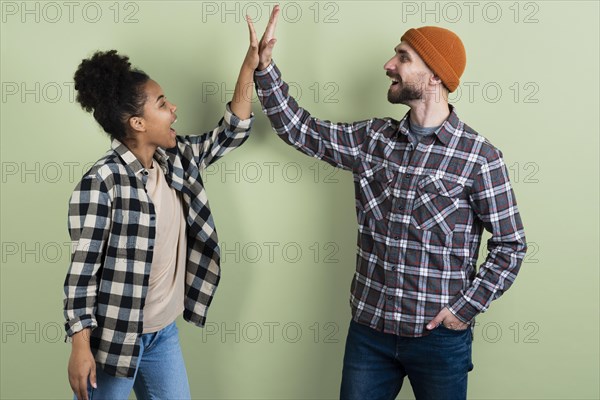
[75,321,191,400]
[340,320,473,400]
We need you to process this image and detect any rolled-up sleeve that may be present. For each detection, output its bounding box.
[181,102,254,170]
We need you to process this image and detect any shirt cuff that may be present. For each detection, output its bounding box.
[447,293,481,323]
[254,60,275,77]
[224,102,254,132]
[64,314,97,341]
[254,61,280,89]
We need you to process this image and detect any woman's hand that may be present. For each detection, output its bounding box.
[230,14,262,119]
[68,329,97,400]
[241,15,260,71]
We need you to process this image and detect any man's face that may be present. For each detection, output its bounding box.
[383,42,434,104]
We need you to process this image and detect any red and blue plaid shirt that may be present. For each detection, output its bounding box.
[255,62,527,337]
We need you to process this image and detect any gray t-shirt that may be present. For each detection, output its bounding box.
[407,118,441,147]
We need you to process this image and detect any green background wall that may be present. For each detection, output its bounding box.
[1,1,598,399]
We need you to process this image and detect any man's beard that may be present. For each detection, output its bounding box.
[387,82,423,104]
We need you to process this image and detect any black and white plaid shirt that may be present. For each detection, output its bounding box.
[255,62,527,337]
[63,104,253,377]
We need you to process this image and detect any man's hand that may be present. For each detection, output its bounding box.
[257,4,280,70]
[426,307,470,331]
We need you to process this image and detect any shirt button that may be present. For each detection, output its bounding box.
[149,245,154,250]
[391,267,396,271]
[150,216,155,221]
[394,236,400,240]
[387,295,393,300]
[143,170,149,176]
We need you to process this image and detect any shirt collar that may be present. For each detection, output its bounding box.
[398,104,459,146]
[111,139,170,176]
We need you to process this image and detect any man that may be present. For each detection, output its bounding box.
[252,7,527,399]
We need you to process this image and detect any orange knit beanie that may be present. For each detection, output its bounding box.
[401,26,466,93]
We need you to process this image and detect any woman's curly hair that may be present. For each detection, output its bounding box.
[73,50,149,140]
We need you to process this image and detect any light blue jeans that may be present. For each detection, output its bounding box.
[75,321,191,400]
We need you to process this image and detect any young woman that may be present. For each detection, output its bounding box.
[64,18,261,400]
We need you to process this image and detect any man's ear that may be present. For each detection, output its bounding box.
[128,116,145,133]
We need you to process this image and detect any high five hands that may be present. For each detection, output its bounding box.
[244,4,280,71]
[230,4,280,120]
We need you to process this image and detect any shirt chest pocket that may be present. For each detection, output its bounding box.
[411,175,464,235]
[354,160,395,221]
[112,210,150,248]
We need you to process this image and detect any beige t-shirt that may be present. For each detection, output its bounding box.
[142,159,186,333]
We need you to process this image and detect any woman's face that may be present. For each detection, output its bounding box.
[135,79,178,149]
